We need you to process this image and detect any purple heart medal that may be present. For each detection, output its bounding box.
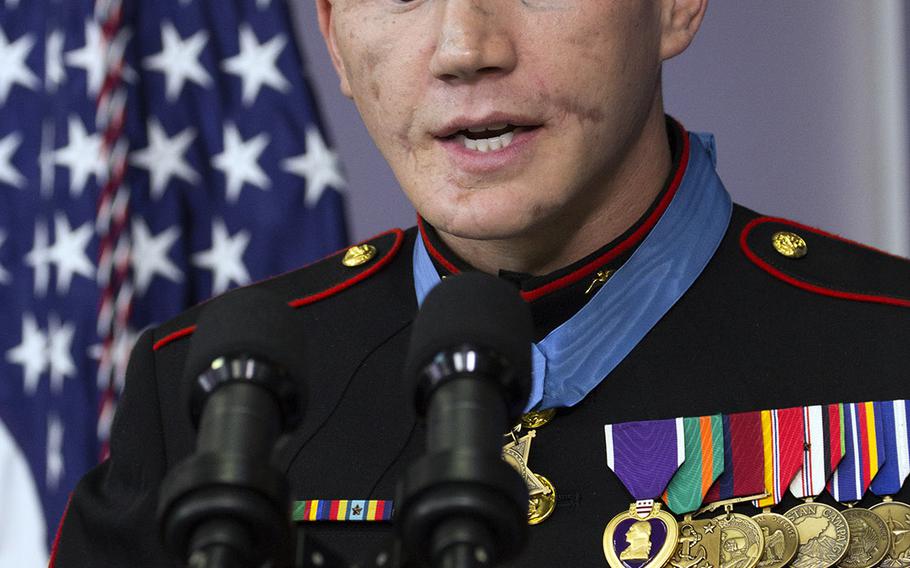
[603,418,685,568]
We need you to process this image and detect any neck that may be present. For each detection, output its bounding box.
[437,107,672,276]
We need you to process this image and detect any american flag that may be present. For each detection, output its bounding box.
[0,0,348,563]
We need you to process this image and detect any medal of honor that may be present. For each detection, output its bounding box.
[502,425,556,525]
[603,419,686,568]
[869,400,910,568]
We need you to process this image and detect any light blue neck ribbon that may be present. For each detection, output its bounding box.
[413,132,732,410]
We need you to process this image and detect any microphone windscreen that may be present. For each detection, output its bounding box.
[406,271,533,411]
[184,287,306,386]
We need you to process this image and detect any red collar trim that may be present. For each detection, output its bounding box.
[417,123,692,302]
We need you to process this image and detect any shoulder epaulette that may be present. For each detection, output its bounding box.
[740,216,910,308]
[152,228,406,351]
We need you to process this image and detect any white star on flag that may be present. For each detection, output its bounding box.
[64,19,107,97]
[48,212,95,295]
[0,27,39,106]
[0,230,10,284]
[192,219,251,295]
[46,414,64,490]
[25,220,50,296]
[54,115,105,197]
[5,314,48,396]
[212,123,271,203]
[0,131,25,189]
[47,316,76,394]
[221,25,290,107]
[131,118,199,200]
[282,126,346,207]
[45,29,66,91]
[143,22,211,102]
[131,219,183,295]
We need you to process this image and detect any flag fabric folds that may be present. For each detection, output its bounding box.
[0,0,348,561]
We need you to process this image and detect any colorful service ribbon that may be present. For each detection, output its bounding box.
[293,499,393,522]
[828,402,886,503]
[870,400,910,497]
[663,415,724,514]
[789,404,846,499]
[605,418,686,499]
[754,407,805,508]
[704,411,766,503]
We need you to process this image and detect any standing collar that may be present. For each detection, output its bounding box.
[413,128,732,409]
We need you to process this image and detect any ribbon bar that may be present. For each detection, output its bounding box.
[605,418,686,500]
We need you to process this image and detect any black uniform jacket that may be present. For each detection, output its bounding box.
[52,204,910,566]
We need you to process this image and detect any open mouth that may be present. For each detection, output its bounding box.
[444,123,540,153]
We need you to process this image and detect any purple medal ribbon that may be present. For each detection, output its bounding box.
[605,418,686,498]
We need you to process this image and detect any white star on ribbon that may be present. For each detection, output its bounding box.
[221,25,290,106]
[54,115,105,197]
[45,29,66,91]
[25,220,51,296]
[0,27,39,105]
[46,315,76,394]
[282,126,346,207]
[5,314,48,396]
[212,123,271,203]
[192,219,251,296]
[0,131,25,189]
[143,22,211,102]
[131,219,183,295]
[0,230,10,284]
[48,212,95,294]
[46,414,65,490]
[131,118,199,199]
[65,19,106,97]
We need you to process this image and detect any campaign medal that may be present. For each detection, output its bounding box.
[785,501,850,568]
[752,512,798,568]
[869,400,910,568]
[502,425,556,525]
[603,419,685,568]
[839,508,891,568]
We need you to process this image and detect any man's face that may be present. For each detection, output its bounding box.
[319,0,671,242]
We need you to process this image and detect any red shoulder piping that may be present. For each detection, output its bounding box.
[739,216,910,308]
[48,493,71,567]
[288,228,405,308]
[153,325,197,351]
[416,123,692,302]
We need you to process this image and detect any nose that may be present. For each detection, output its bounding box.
[429,0,517,82]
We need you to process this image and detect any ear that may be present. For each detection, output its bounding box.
[316,0,353,98]
[658,0,708,61]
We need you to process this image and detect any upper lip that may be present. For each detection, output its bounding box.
[431,113,543,138]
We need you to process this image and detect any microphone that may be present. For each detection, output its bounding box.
[397,272,533,568]
[158,287,306,568]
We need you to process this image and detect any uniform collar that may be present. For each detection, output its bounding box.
[414,127,732,409]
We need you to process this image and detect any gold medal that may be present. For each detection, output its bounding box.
[713,511,764,568]
[784,501,851,568]
[527,473,556,525]
[502,426,556,525]
[603,500,679,568]
[753,512,799,568]
[838,507,892,568]
[668,517,721,568]
[870,498,910,567]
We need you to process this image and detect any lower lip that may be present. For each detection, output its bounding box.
[437,128,541,174]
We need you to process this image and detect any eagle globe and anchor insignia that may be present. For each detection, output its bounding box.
[604,500,679,568]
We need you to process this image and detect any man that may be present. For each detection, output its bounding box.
[53,1,910,566]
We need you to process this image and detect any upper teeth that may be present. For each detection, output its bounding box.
[458,129,515,152]
[467,123,508,133]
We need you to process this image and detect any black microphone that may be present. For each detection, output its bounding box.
[158,287,306,568]
[397,272,532,568]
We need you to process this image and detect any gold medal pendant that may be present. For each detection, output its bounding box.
[668,516,721,568]
[838,507,892,568]
[752,512,799,568]
[603,500,679,568]
[713,511,765,568]
[870,498,910,567]
[784,501,851,568]
[502,427,556,525]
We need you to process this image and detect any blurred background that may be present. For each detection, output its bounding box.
[1,1,908,566]
[294,1,910,256]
